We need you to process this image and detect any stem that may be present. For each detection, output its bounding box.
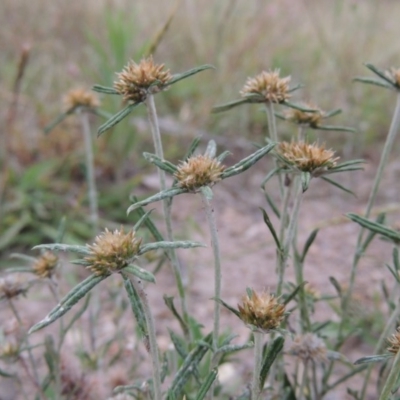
[379,350,400,400]
[360,299,400,399]
[284,178,303,253]
[80,111,98,233]
[298,361,308,400]
[145,95,189,326]
[202,192,222,352]
[130,277,162,400]
[265,102,283,197]
[297,126,305,141]
[338,93,400,345]
[251,332,264,400]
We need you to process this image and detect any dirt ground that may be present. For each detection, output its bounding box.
[1,152,400,399]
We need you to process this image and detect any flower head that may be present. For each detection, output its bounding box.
[288,333,327,363]
[84,227,142,276]
[0,341,20,363]
[240,69,291,103]
[277,141,338,176]
[32,251,58,279]
[63,88,100,110]
[0,275,29,300]
[174,155,226,192]
[387,327,400,354]
[238,290,286,332]
[284,102,324,127]
[114,56,172,103]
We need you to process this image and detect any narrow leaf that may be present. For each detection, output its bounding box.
[364,63,395,86]
[183,136,202,160]
[260,208,281,251]
[92,84,120,95]
[97,103,140,136]
[317,125,356,133]
[354,354,392,365]
[200,186,213,201]
[164,295,189,336]
[32,243,90,255]
[44,107,76,134]
[360,212,385,253]
[283,101,318,112]
[324,108,342,118]
[216,342,254,354]
[353,77,393,90]
[329,276,342,296]
[0,367,14,378]
[211,98,251,113]
[217,150,231,162]
[143,152,177,174]
[205,140,217,159]
[168,65,214,86]
[301,229,319,263]
[301,171,311,192]
[283,281,308,306]
[169,329,188,359]
[124,264,156,283]
[259,336,285,389]
[139,240,205,255]
[213,297,240,318]
[320,176,356,196]
[263,192,281,219]
[133,209,154,231]
[194,369,218,400]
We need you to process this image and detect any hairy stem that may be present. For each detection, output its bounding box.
[379,350,400,400]
[251,332,264,400]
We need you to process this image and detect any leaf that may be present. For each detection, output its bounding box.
[259,336,285,390]
[320,176,356,197]
[200,186,213,201]
[168,64,214,85]
[133,209,154,231]
[329,276,342,297]
[213,297,240,318]
[139,240,205,255]
[32,243,91,255]
[164,295,189,337]
[0,212,31,251]
[353,77,394,90]
[183,136,202,160]
[97,103,140,136]
[123,264,156,283]
[360,212,385,253]
[44,107,76,134]
[263,192,281,219]
[324,108,342,118]
[216,342,254,355]
[194,369,218,400]
[29,274,107,334]
[354,354,392,365]
[364,63,396,86]
[301,171,311,192]
[205,140,217,159]
[169,329,188,359]
[217,150,231,162]
[283,101,318,112]
[143,152,178,174]
[260,208,281,251]
[127,187,187,213]
[211,98,251,113]
[317,125,356,133]
[92,84,120,95]
[301,229,319,263]
[282,281,308,306]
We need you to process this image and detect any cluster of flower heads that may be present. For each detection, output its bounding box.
[174,155,226,192]
[240,69,291,104]
[238,290,286,332]
[114,56,172,103]
[84,227,142,276]
[277,141,338,175]
[63,88,100,110]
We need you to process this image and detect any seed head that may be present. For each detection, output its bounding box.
[63,88,100,110]
[240,69,291,103]
[32,251,58,279]
[175,155,226,192]
[0,275,29,300]
[387,327,400,354]
[277,141,338,175]
[386,68,400,88]
[238,290,286,332]
[114,56,172,103]
[288,333,327,363]
[284,102,324,127]
[84,228,142,276]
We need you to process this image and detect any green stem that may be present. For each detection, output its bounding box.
[251,332,264,400]
[145,95,189,327]
[202,192,221,353]
[130,277,162,400]
[338,93,400,345]
[80,111,98,233]
[298,361,308,400]
[379,350,400,400]
[360,299,400,399]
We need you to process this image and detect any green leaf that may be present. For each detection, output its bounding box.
[92,84,120,95]
[353,77,394,90]
[354,354,392,365]
[347,213,400,243]
[139,240,205,255]
[263,192,281,219]
[133,209,154,231]
[317,125,356,133]
[127,188,187,213]
[0,212,31,251]
[124,264,156,283]
[282,281,308,306]
[213,297,240,318]
[44,107,76,134]
[260,208,281,251]
[168,64,214,86]
[320,176,356,196]
[260,166,280,189]
[29,274,107,334]
[324,108,342,118]
[4,266,34,274]
[364,63,396,86]
[169,329,188,359]
[97,103,140,136]
[217,150,231,162]
[143,152,178,174]
[194,369,218,400]
[283,101,318,112]
[360,212,385,253]
[216,342,254,355]
[301,171,311,192]
[259,336,285,390]
[301,229,319,263]
[288,83,304,93]
[329,276,342,297]
[205,139,217,159]
[164,295,189,336]
[183,136,202,161]
[200,186,213,201]
[32,243,91,255]
[211,98,251,113]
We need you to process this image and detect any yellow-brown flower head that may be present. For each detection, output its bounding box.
[32,251,58,279]
[174,155,226,192]
[386,68,400,87]
[0,341,20,363]
[84,228,142,276]
[238,290,286,332]
[0,275,29,300]
[277,141,338,176]
[284,102,324,127]
[114,56,172,103]
[240,69,291,103]
[387,327,400,354]
[63,88,100,110]
[288,333,327,363]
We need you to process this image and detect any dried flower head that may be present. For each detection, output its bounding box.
[114,56,172,103]
[387,327,400,354]
[174,155,226,192]
[32,251,58,279]
[386,68,400,88]
[284,102,324,127]
[0,275,29,300]
[0,341,20,363]
[63,88,100,110]
[288,333,327,363]
[240,69,291,103]
[238,290,286,332]
[304,283,320,300]
[277,141,339,175]
[84,228,142,276]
